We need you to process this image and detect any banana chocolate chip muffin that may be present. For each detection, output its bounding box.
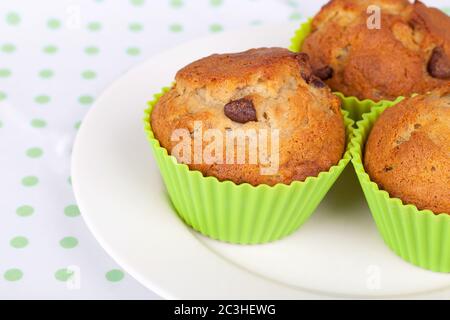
[151,48,346,186]
[365,88,450,214]
[302,0,450,101]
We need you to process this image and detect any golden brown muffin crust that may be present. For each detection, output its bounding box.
[364,87,450,214]
[151,48,346,186]
[302,0,450,101]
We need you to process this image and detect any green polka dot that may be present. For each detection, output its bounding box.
[47,18,61,29]
[21,176,39,187]
[169,23,183,33]
[84,46,99,55]
[6,12,20,26]
[68,176,72,185]
[78,95,94,105]
[38,69,54,79]
[130,0,145,6]
[87,21,102,32]
[26,147,43,158]
[81,70,96,80]
[0,91,6,101]
[289,12,302,20]
[442,7,450,15]
[59,237,78,249]
[10,236,29,249]
[0,69,11,78]
[34,95,51,104]
[129,22,143,32]
[31,119,47,128]
[250,20,262,26]
[170,0,183,8]
[4,269,23,281]
[43,45,58,54]
[64,205,80,217]
[286,0,299,8]
[74,121,81,130]
[106,269,124,282]
[126,47,140,56]
[55,268,73,282]
[1,43,16,53]
[16,205,34,217]
[210,0,223,7]
[209,23,223,33]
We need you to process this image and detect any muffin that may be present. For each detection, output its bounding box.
[302,0,450,101]
[145,48,353,243]
[351,89,450,272]
[151,47,346,186]
[364,87,450,214]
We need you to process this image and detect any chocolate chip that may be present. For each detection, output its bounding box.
[383,166,393,172]
[314,65,334,80]
[427,47,450,79]
[296,53,312,82]
[295,52,310,64]
[300,70,311,82]
[310,77,326,88]
[224,98,257,123]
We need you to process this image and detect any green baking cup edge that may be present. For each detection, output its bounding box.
[289,19,401,121]
[289,18,312,54]
[143,87,354,244]
[350,103,450,272]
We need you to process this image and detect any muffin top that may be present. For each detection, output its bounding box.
[364,88,450,214]
[302,0,450,101]
[151,47,346,186]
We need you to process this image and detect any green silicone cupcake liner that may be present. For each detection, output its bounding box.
[289,19,400,121]
[144,87,354,244]
[289,18,313,54]
[350,103,450,272]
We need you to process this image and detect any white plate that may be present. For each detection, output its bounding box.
[72,24,450,299]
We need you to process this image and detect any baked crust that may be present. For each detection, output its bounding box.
[302,0,450,101]
[151,48,346,186]
[365,87,450,214]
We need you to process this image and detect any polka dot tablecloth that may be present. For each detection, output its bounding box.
[0,0,449,300]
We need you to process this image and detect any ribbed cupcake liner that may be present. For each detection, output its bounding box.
[289,20,401,121]
[289,18,312,54]
[350,103,450,272]
[144,87,354,244]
